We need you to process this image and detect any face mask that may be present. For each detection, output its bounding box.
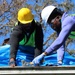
[50,15,61,32]
[50,19,61,32]
[21,23,31,33]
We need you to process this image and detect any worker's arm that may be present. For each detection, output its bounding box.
[9,26,23,67]
[35,23,43,57]
[45,15,75,54]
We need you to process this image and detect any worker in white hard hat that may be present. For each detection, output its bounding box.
[32,5,75,66]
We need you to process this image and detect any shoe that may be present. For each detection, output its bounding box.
[57,61,62,66]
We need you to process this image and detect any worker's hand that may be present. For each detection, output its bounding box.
[32,53,45,66]
[9,61,15,68]
[9,58,16,68]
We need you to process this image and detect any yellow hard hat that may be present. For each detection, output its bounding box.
[17,8,34,24]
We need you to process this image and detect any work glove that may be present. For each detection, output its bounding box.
[9,60,16,67]
[32,53,45,66]
[9,58,16,68]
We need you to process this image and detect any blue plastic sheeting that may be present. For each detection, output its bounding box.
[42,52,75,66]
[0,44,75,66]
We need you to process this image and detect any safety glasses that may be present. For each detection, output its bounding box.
[51,16,59,24]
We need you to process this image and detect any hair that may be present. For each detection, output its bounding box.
[2,38,10,45]
[47,8,63,23]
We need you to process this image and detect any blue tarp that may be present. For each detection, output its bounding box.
[0,44,75,66]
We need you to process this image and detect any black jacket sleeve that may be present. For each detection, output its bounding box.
[10,26,24,60]
[35,22,43,57]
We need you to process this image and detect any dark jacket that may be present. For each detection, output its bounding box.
[10,20,43,60]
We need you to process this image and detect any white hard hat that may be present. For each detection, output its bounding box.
[41,5,56,23]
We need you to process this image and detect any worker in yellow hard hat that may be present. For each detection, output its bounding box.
[9,8,43,67]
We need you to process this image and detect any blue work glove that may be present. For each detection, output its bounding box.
[9,60,16,67]
[32,53,45,66]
